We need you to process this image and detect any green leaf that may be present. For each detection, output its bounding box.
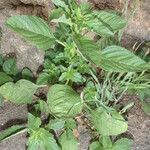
[65,118,77,129]
[36,72,50,85]
[89,141,103,150]
[91,108,128,136]
[74,35,102,64]
[0,79,38,104]
[100,136,112,149]
[0,72,13,85]
[35,100,49,114]
[79,2,93,15]
[112,138,133,150]
[100,46,150,72]
[95,11,126,31]
[52,14,72,26]
[52,0,68,10]
[22,68,33,80]
[141,101,150,116]
[87,11,126,36]
[3,58,18,75]
[28,128,59,150]
[49,8,64,20]
[47,84,83,118]
[6,15,55,50]
[59,129,79,150]
[28,113,41,131]
[47,119,65,130]
[0,125,26,141]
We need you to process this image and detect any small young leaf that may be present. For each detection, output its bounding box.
[112,138,133,150]
[47,119,65,130]
[100,136,112,149]
[91,108,128,136]
[89,141,103,150]
[47,84,83,118]
[0,72,13,85]
[52,0,68,11]
[0,79,38,104]
[35,100,49,114]
[6,15,55,50]
[59,129,79,150]
[49,8,64,20]
[0,125,26,141]
[52,14,72,26]
[22,68,33,80]
[28,128,59,150]
[28,113,41,131]
[3,58,19,75]
[65,118,77,129]
[36,72,50,85]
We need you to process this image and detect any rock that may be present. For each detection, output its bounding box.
[0,0,21,9]
[20,0,52,6]
[20,0,54,19]
[89,0,121,10]
[0,102,27,150]
[0,9,44,75]
[125,0,150,41]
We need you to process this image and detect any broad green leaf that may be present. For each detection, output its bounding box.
[141,101,150,116]
[0,125,26,141]
[28,128,59,150]
[6,15,55,50]
[0,72,13,85]
[3,58,18,75]
[112,138,133,150]
[87,11,126,36]
[59,129,79,150]
[75,37,150,72]
[89,141,103,150]
[28,113,41,131]
[94,11,126,31]
[47,119,65,130]
[91,108,128,136]
[47,84,83,118]
[101,46,150,72]
[74,35,102,64]
[0,79,38,104]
